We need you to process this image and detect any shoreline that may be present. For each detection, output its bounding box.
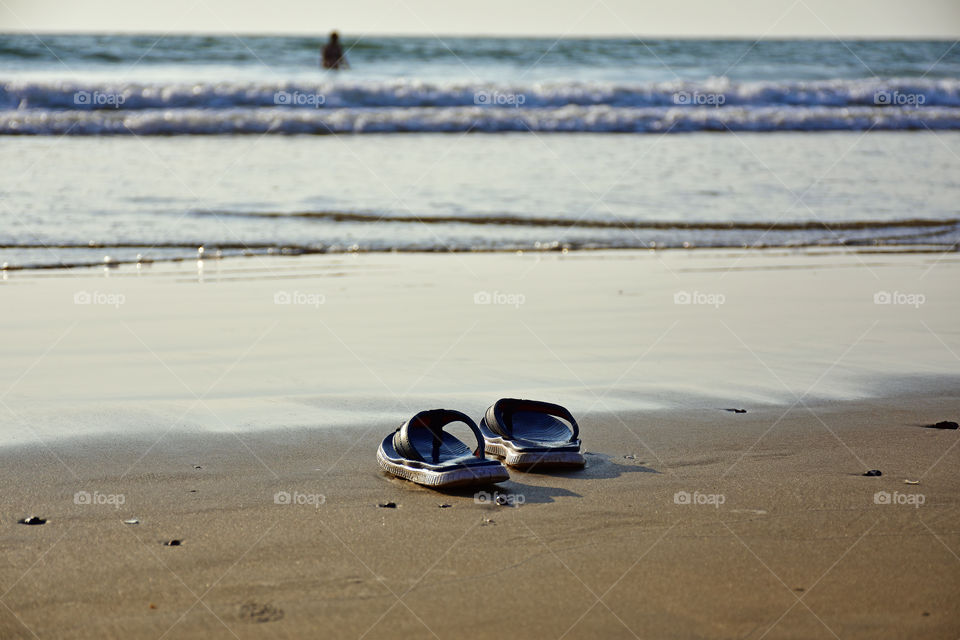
[2,241,957,274]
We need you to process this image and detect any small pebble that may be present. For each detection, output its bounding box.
[18,516,46,525]
[124,518,140,524]
[904,480,920,485]
[163,539,182,546]
[481,518,496,526]
[863,470,882,477]
[928,421,959,430]
[438,504,452,509]
[378,502,396,509]
[194,465,202,470]
[725,408,747,414]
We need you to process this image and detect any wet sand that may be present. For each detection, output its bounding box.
[0,249,958,638]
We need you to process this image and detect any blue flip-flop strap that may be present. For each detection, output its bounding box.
[488,398,579,441]
[393,409,484,463]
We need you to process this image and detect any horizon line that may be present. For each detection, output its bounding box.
[0,29,957,41]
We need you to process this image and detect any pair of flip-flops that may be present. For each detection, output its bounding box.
[377,398,583,488]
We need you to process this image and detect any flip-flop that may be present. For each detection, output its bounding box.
[479,398,585,469]
[377,409,510,488]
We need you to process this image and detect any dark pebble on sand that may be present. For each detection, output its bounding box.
[438,504,452,508]
[18,516,46,525]
[725,408,747,413]
[863,469,882,477]
[378,502,397,509]
[928,421,959,430]
[163,539,182,546]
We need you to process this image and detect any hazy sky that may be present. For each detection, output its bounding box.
[1,0,958,37]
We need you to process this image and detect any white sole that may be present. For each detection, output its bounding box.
[377,448,509,488]
[484,440,585,470]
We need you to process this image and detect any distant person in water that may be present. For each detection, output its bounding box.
[322,31,348,70]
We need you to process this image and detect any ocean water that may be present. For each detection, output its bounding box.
[2,35,960,134]
[0,35,958,268]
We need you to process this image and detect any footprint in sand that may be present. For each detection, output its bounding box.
[239,601,284,623]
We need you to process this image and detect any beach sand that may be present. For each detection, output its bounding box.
[1,249,958,638]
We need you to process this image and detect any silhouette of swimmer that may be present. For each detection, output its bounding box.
[322,31,348,70]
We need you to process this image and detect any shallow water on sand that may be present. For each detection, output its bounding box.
[1,132,958,270]
[1,250,957,444]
